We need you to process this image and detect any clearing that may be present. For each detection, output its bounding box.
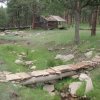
[0,26,100,100]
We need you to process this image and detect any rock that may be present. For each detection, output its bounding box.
[25,61,33,66]
[72,75,79,79]
[35,33,41,36]
[20,52,26,56]
[49,92,55,96]
[79,73,93,93]
[60,92,66,98]
[85,78,93,93]
[0,32,5,36]
[92,55,100,62]
[48,48,53,51]
[31,50,35,53]
[79,73,89,81]
[15,59,23,65]
[69,82,82,95]
[18,54,26,60]
[55,54,74,62]
[19,31,24,34]
[4,30,11,34]
[14,32,19,36]
[91,48,95,50]
[43,84,55,93]
[84,51,93,58]
[18,55,23,59]
[61,48,66,50]
[30,66,36,70]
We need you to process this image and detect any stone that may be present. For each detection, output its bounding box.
[19,31,24,34]
[79,73,89,81]
[35,33,41,36]
[15,59,23,65]
[18,54,26,60]
[18,55,23,60]
[0,32,5,36]
[55,54,74,62]
[61,48,66,50]
[4,30,11,34]
[14,32,19,36]
[30,66,36,70]
[25,61,33,66]
[92,55,100,62]
[20,52,26,56]
[79,73,93,93]
[72,75,79,79]
[84,51,93,58]
[48,48,53,51]
[31,50,35,53]
[49,92,55,96]
[69,82,82,95]
[43,84,55,93]
[60,93,66,98]
[85,78,93,93]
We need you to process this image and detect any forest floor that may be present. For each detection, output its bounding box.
[0,25,100,100]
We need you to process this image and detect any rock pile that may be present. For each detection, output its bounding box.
[15,52,36,70]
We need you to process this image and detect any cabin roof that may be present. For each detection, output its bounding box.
[42,15,66,22]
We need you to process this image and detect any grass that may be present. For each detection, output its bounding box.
[86,67,100,100]
[76,81,86,97]
[55,78,78,91]
[0,83,60,100]
[0,26,100,100]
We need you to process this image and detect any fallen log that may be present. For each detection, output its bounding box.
[22,71,77,85]
[22,60,100,85]
[0,56,100,85]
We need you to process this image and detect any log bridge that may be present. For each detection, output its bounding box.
[0,56,100,85]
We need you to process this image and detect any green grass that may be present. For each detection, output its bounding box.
[0,83,60,100]
[55,78,78,91]
[86,68,100,100]
[0,26,100,100]
[0,44,28,72]
[0,44,56,72]
[76,81,86,97]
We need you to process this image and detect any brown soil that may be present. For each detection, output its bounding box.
[0,39,16,44]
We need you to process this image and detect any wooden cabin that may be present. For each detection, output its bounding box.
[32,15,66,29]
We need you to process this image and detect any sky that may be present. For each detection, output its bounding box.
[0,2,7,8]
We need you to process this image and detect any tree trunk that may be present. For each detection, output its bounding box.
[91,6,98,36]
[32,14,35,29]
[74,0,81,44]
[22,71,76,85]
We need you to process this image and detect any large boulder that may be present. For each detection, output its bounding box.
[55,54,74,62]
[69,82,82,95]
[79,73,93,93]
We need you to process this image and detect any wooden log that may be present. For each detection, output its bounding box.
[22,71,77,85]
